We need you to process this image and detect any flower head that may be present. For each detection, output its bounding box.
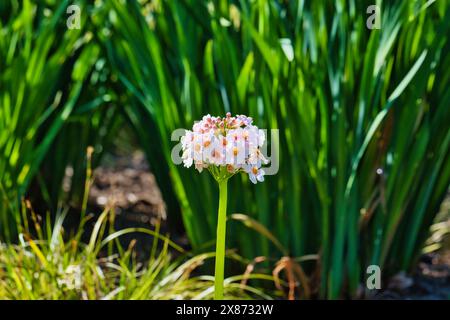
[180,113,269,183]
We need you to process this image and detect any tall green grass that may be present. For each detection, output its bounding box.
[0,0,120,239]
[0,0,91,238]
[0,204,273,299]
[99,0,450,298]
[1,0,448,299]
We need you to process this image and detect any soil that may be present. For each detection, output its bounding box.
[374,252,450,300]
[88,151,189,260]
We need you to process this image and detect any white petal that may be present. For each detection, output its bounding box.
[183,157,193,168]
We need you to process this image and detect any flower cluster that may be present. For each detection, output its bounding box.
[181,113,268,183]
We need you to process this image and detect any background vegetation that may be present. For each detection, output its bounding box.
[0,0,449,299]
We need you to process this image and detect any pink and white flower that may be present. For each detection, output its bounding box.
[180,113,269,183]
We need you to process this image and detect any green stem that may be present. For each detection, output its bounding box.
[214,178,228,300]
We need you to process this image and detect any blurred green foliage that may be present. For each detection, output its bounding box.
[0,0,122,239]
[0,0,449,298]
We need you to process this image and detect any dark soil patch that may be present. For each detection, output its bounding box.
[374,251,450,300]
[88,151,189,260]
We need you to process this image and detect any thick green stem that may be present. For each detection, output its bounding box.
[214,179,228,300]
